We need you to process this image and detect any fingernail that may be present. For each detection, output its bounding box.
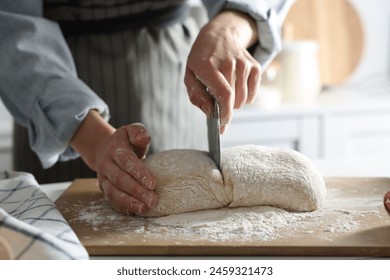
[142,176,153,190]
[135,132,149,142]
[136,204,146,215]
[142,192,158,208]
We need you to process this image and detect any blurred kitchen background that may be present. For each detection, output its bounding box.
[0,0,390,172]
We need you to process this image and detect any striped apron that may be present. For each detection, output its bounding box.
[13,0,208,183]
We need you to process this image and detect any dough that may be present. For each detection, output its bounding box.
[143,149,230,217]
[222,145,326,212]
[142,145,326,217]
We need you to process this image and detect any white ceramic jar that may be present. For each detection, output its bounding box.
[275,40,321,103]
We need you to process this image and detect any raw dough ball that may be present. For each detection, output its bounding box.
[141,145,326,217]
[223,145,326,211]
[143,149,230,217]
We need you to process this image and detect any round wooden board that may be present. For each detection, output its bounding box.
[0,236,14,260]
[283,0,364,86]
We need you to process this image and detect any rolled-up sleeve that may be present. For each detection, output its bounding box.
[0,1,109,169]
[202,0,291,68]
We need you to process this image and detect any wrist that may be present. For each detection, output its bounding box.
[70,110,115,171]
[209,10,258,48]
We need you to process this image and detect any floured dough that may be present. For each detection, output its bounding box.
[142,145,326,217]
[143,149,230,217]
[222,145,326,212]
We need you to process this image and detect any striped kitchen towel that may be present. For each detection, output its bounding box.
[0,171,89,259]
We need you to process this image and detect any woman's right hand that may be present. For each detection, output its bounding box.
[184,10,261,134]
[71,110,158,215]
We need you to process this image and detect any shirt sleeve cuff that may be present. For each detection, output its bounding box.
[28,76,109,169]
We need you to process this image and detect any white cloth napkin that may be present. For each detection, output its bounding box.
[0,170,89,259]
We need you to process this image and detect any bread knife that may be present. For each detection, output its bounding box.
[207,100,221,170]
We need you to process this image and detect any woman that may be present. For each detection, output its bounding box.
[0,0,286,215]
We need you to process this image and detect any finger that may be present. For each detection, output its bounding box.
[100,179,148,215]
[192,70,234,133]
[246,59,262,104]
[206,74,234,133]
[125,123,151,159]
[234,59,250,108]
[221,57,236,94]
[112,148,157,191]
[112,149,156,190]
[101,167,158,209]
[185,68,214,117]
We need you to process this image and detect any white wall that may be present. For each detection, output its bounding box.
[347,0,390,86]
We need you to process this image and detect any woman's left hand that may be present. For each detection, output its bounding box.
[185,10,262,133]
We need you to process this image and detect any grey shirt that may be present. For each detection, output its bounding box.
[0,0,287,169]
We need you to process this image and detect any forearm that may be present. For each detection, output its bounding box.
[70,110,115,171]
[0,3,110,168]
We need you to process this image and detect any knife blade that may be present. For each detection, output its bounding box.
[207,99,221,170]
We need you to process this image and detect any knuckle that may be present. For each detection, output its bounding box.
[252,63,262,77]
[122,155,136,174]
[116,173,130,190]
[202,57,215,68]
[236,58,248,69]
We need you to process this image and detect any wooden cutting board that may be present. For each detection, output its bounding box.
[283,0,364,86]
[55,177,390,256]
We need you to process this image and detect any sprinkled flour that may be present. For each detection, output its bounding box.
[67,185,385,243]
